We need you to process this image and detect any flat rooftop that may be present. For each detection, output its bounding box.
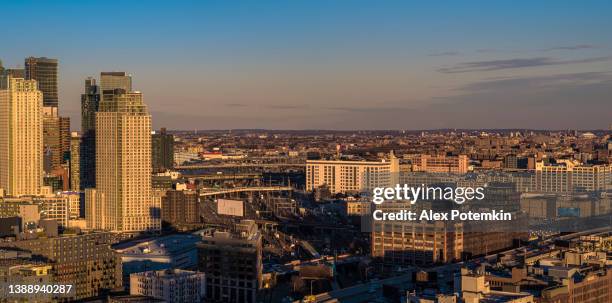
[113,234,200,256]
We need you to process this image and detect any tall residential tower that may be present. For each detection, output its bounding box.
[0,77,43,196]
[87,88,159,232]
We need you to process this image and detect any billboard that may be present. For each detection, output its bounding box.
[217,199,244,217]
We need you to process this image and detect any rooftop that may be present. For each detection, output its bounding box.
[114,234,200,256]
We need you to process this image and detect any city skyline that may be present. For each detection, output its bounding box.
[2,1,612,130]
[1,2,611,302]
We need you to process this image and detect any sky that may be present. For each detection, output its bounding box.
[2,0,612,130]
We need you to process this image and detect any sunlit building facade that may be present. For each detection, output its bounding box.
[306,153,399,194]
[88,90,160,232]
[0,77,43,196]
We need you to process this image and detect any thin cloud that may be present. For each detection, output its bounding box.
[437,56,612,73]
[456,71,612,93]
[475,49,501,53]
[264,104,310,110]
[324,106,409,113]
[473,44,600,54]
[429,51,461,57]
[540,44,599,51]
[414,71,612,129]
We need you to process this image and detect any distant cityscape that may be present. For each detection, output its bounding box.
[0,56,610,303]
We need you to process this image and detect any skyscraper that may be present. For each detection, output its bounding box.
[89,89,159,232]
[42,107,61,172]
[100,71,132,92]
[69,132,81,191]
[4,68,25,78]
[79,77,100,189]
[59,116,71,163]
[152,128,174,172]
[80,73,134,191]
[24,57,58,107]
[0,77,43,196]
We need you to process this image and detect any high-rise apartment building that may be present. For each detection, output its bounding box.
[0,77,43,196]
[100,71,132,92]
[24,57,58,107]
[152,128,174,172]
[197,220,262,303]
[80,72,131,190]
[306,152,399,194]
[88,89,160,232]
[80,77,100,189]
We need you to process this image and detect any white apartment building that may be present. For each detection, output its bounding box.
[87,90,160,232]
[130,269,205,303]
[535,160,611,193]
[306,152,399,194]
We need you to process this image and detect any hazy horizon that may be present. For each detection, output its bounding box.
[160,128,611,133]
[2,1,612,130]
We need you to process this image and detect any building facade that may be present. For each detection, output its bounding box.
[197,220,262,303]
[100,71,132,92]
[130,269,206,303]
[152,128,174,172]
[42,106,61,172]
[89,89,160,232]
[59,116,70,164]
[0,77,43,196]
[535,161,612,193]
[306,153,399,194]
[80,77,100,189]
[24,57,58,107]
[0,232,122,300]
[161,189,199,226]
[371,202,463,266]
[412,154,469,174]
[69,132,80,191]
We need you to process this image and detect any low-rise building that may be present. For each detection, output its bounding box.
[130,269,205,303]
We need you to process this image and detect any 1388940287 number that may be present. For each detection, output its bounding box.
[2,283,75,298]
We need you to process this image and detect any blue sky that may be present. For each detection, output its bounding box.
[2,1,612,130]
